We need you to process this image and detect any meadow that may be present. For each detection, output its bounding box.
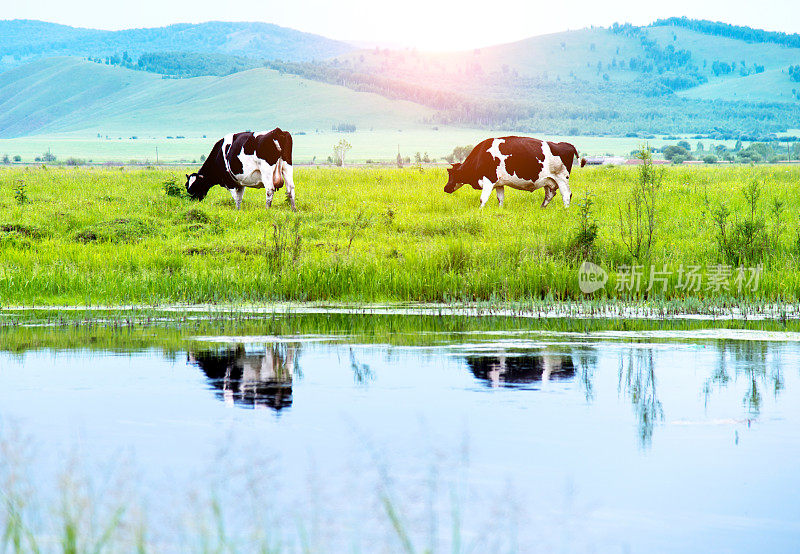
[1,163,800,308]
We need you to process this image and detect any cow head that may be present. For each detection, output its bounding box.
[444,163,465,193]
[185,173,212,200]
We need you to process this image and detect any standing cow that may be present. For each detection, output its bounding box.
[185,128,295,211]
[444,137,585,208]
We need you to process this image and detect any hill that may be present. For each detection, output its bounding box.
[0,19,355,70]
[0,58,433,138]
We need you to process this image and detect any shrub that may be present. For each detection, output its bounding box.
[163,176,190,199]
[12,155,21,162]
[713,180,770,266]
[702,154,718,164]
[12,180,27,205]
[570,194,599,260]
[617,146,662,260]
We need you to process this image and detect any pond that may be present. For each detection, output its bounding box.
[1,315,799,552]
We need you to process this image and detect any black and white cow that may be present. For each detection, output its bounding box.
[444,137,585,208]
[185,129,295,210]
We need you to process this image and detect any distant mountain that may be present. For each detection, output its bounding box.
[2,18,800,138]
[0,19,355,68]
[0,58,432,138]
[320,20,800,135]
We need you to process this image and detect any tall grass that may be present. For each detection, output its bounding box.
[1,165,800,306]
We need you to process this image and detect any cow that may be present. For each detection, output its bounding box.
[444,137,585,208]
[185,129,295,211]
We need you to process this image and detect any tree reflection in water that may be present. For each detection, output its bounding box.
[188,343,299,411]
[703,340,784,416]
[618,349,663,448]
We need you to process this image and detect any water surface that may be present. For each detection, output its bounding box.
[1,319,798,552]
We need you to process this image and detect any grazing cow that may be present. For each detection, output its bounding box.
[444,137,585,208]
[185,129,295,210]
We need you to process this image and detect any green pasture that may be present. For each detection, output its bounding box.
[1,164,799,307]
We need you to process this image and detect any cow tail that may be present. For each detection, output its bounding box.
[573,145,586,168]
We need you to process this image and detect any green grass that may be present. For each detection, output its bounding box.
[1,164,800,307]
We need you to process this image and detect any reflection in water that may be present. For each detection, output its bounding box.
[466,352,576,388]
[188,344,298,411]
[703,340,785,416]
[618,349,663,448]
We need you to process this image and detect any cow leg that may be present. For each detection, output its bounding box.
[229,186,245,210]
[541,186,556,208]
[478,177,495,208]
[283,164,296,212]
[556,176,572,208]
[265,186,275,208]
[496,185,505,207]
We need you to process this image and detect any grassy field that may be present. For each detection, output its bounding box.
[1,163,799,307]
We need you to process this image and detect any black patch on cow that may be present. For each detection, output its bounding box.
[501,137,546,183]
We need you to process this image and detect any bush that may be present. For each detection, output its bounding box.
[702,155,718,164]
[12,180,27,205]
[570,194,599,260]
[663,145,691,161]
[713,180,770,266]
[617,146,662,260]
[12,155,21,162]
[163,176,190,199]
[65,157,86,166]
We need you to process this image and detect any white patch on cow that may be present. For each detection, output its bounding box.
[273,139,281,152]
[478,176,495,208]
[282,163,296,211]
[229,186,245,210]
[221,133,235,177]
[187,175,196,188]
[234,150,266,186]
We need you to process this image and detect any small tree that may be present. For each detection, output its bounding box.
[618,146,662,260]
[332,139,352,166]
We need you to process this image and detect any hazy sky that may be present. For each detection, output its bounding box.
[5,0,800,50]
